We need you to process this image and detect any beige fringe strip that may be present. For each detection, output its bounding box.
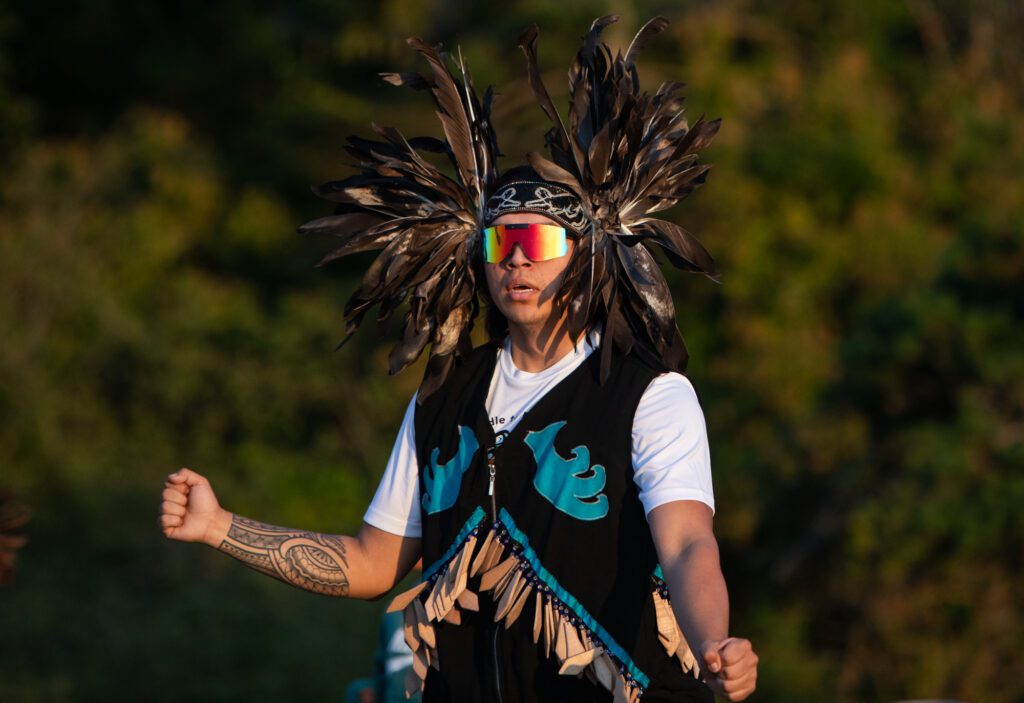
[387,524,694,701]
[652,588,699,677]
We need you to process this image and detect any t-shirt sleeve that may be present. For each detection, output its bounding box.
[631,372,716,516]
[363,393,423,538]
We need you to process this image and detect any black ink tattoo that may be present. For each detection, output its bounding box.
[219,515,350,596]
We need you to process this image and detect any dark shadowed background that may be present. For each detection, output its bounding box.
[1,0,1022,701]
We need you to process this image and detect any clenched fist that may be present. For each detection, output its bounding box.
[701,637,758,700]
[159,468,232,547]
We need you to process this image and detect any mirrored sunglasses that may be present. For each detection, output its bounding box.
[481,223,569,264]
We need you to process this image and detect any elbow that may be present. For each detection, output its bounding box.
[666,535,721,572]
[339,586,386,602]
[360,580,395,602]
[345,570,407,602]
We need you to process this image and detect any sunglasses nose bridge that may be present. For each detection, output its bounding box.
[504,242,533,266]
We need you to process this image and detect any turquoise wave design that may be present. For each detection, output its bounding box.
[422,425,479,515]
[525,421,609,521]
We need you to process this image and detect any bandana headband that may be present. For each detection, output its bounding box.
[484,180,588,234]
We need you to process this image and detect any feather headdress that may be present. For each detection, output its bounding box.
[519,15,722,379]
[298,39,500,400]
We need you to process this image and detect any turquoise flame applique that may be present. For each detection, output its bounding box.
[525,421,609,521]
[422,425,479,515]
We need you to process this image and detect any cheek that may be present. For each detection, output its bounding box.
[545,257,574,289]
[535,263,571,302]
[484,264,502,298]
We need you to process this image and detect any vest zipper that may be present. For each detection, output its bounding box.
[486,445,498,521]
[492,624,504,703]
[486,442,503,701]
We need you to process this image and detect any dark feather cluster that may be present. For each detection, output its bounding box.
[519,15,722,379]
[298,39,500,400]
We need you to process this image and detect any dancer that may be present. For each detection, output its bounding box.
[160,16,757,702]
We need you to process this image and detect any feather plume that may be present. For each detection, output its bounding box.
[520,16,721,377]
[299,38,500,400]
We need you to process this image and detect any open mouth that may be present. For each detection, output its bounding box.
[506,282,538,300]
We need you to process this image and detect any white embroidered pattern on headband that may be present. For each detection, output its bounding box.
[484,186,523,220]
[524,187,586,228]
[485,182,588,230]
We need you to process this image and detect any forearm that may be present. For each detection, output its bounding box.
[203,509,380,598]
[219,513,356,596]
[648,502,758,699]
[163,468,419,598]
[663,537,729,660]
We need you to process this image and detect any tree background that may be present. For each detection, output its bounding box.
[1,0,1021,700]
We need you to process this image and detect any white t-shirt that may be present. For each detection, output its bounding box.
[363,331,715,538]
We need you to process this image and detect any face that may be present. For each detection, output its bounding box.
[484,213,576,334]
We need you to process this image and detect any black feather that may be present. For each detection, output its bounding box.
[299,36,500,399]
[521,16,721,379]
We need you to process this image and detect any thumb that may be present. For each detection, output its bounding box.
[168,468,206,488]
[702,643,722,674]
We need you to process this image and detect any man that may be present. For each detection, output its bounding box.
[160,16,758,703]
[160,200,758,702]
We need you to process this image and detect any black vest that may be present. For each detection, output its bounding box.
[412,342,711,703]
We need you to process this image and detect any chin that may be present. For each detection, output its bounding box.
[507,309,555,331]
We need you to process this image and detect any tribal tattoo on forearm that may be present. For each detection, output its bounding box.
[219,515,350,596]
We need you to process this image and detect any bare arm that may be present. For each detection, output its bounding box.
[648,500,758,701]
[160,468,420,600]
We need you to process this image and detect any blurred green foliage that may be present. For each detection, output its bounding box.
[1,0,1021,701]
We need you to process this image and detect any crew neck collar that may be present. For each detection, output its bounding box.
[499,327,601,379]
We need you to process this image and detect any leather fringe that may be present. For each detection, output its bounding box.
[386,530,479,699]
[386,522,697,701]
[652,585,698,677]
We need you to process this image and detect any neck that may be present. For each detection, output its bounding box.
[506,314,584,372]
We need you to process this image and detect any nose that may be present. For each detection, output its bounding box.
[503,243,532,268]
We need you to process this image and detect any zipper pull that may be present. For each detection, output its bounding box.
[486,447,498,520]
